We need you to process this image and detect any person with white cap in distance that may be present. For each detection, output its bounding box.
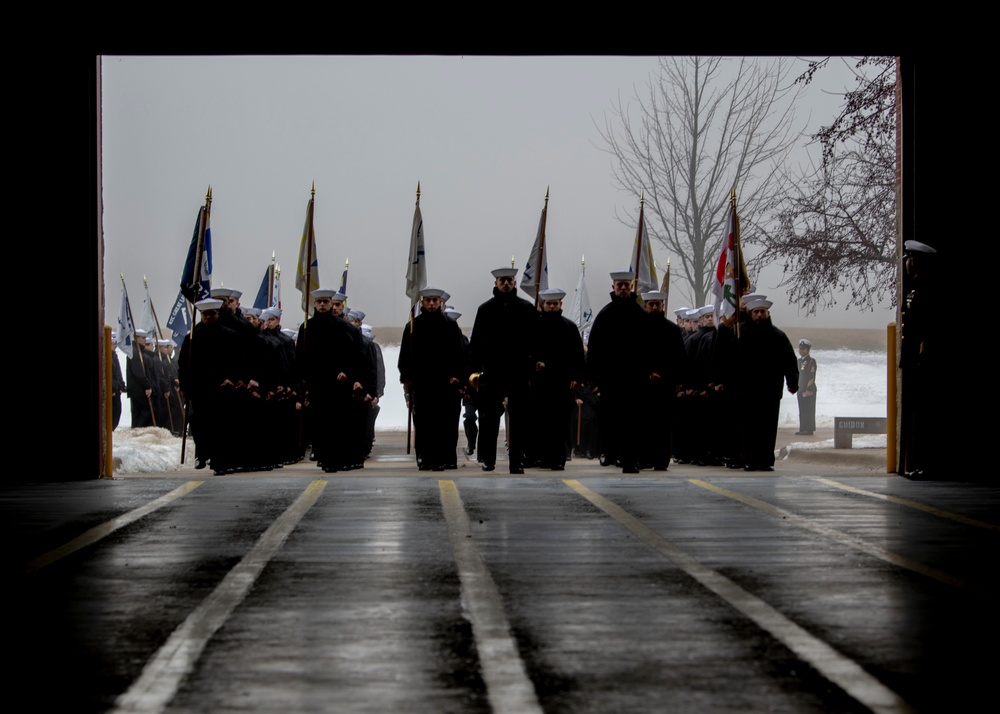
[398,286,468,471]
[294,287,370,473]
[733,296,798,472]
[526,287,586,471]
[469,267,537,474]
[178,298,243,473]
[640,290,687,471]
[586,271,649,473]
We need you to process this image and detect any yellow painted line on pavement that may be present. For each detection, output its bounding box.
[815,478,1000,531]
[688,479,970,590]
[564,479,916,714]
[439,480,543,714]
[24,481,205,574]
[110,479,327,714]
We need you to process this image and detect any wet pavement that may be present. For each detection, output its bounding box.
[4,430,997,713]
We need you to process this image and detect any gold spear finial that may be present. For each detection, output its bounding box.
[511,254,515,269]
[416,181,421,206]
[311,181,315,198]
[143,274,148,288]
[545,186,550,204]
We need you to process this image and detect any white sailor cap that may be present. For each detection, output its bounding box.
[674,307,690,317]
[280,328,297,339]
[352,310,366,321]
[610,271,633,282]
[144,335,157,344]
[157,339,173,347]
[331,292,348,303]
[904,240,937,254]
[241,306,261,317]
[740,292,767,307]
[641,291,666,302]
[261,307,281,321]
[195,298,224,312]
[799,338,812,348]
[539,288,567,301]
[312,288,335,300]
[361,324,374,338]
[685,308,701,319]
[420,286,446,298]
[210,287,233,298]
[230,290,243,300]
[440,292,451,303]
[491,267,518,279]
[347,310,363,321]
[444,308,462,321]
[745,297,773,311]
[696,305,715,318]
[135,328,148,337]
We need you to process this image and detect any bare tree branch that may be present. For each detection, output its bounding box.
[595,56,805,307]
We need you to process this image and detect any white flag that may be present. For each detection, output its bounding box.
[520,204,548,298]
[567,264,593,338]
[405,201,427,304]
[629,202,658,297]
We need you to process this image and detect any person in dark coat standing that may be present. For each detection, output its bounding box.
[398,287,468,471]
[796,339,817,436]
[295,288,369,473]
[469,267,538,474]
[110,331,126,429]
[586,271,650,473]
[126,330,157,428]
[640,290,687,470]
[734,296,799,471]
[528,288,586,471]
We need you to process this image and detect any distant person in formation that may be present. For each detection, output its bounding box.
[469,267,537,474]
[586,271,649,473]
[398,287,468,471]
[796,339,817,436]
[639,290,687,470]
[527,288,586,471]
[447,307,478,458]
[734,296,798,471]
[110,331,126,429]
[126,329,157,428]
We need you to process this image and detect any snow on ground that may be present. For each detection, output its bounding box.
[112,427,190,474]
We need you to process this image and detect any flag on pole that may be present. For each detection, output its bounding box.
[139,283,157,337]
[338,259,349,296]
[165,289,191,346]
[179,193,213,304]
[296,186,320,312]
[567,256,593,340]
[712,189,750,327]
[273,265,280,309]
[405,184,427,305]
[520,194,549,302]
[253,262,274,311]
[116,281,135,358]
[629,195,658,298]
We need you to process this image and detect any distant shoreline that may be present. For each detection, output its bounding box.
[368,325,892,353]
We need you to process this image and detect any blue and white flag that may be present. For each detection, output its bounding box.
[116,282,135,358]
[567,260,593,340]
[405,198,426,305]
[629,199,658,299]
[253,264,273,311]
[180,204,213,303]
[520,202,548,299]
[165,289,191,346]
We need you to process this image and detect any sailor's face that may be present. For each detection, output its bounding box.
[330,301,345,317]
[645,300,664,315]
[421,296,441,312]
[613,280,632,298]
[701,314,714,328]
[495,276,516,293]
[750,307,769,323]
[542,300,562,313]
[313,298,331,314]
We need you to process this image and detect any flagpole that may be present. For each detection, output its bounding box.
[730,187,743,340]
[303,182,316,332]
[534,187,549,309]
[269,251,275,307]
[406,182,421,455]
[633,192,645,295]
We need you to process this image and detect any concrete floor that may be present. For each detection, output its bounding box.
[4,430,996,713]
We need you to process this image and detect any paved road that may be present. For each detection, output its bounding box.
[5,437,998,713]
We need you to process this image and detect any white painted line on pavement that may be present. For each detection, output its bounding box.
[24,481,204,574]
[439,480,543,714]
[564,479,917,714]
[689,479,971,590]
[815,478,1000,531]
[109,479,327,714]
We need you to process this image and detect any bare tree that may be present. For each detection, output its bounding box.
[749,56,897,313]
[597,56,805,308]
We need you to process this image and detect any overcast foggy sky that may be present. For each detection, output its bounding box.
[101,55,895,338]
